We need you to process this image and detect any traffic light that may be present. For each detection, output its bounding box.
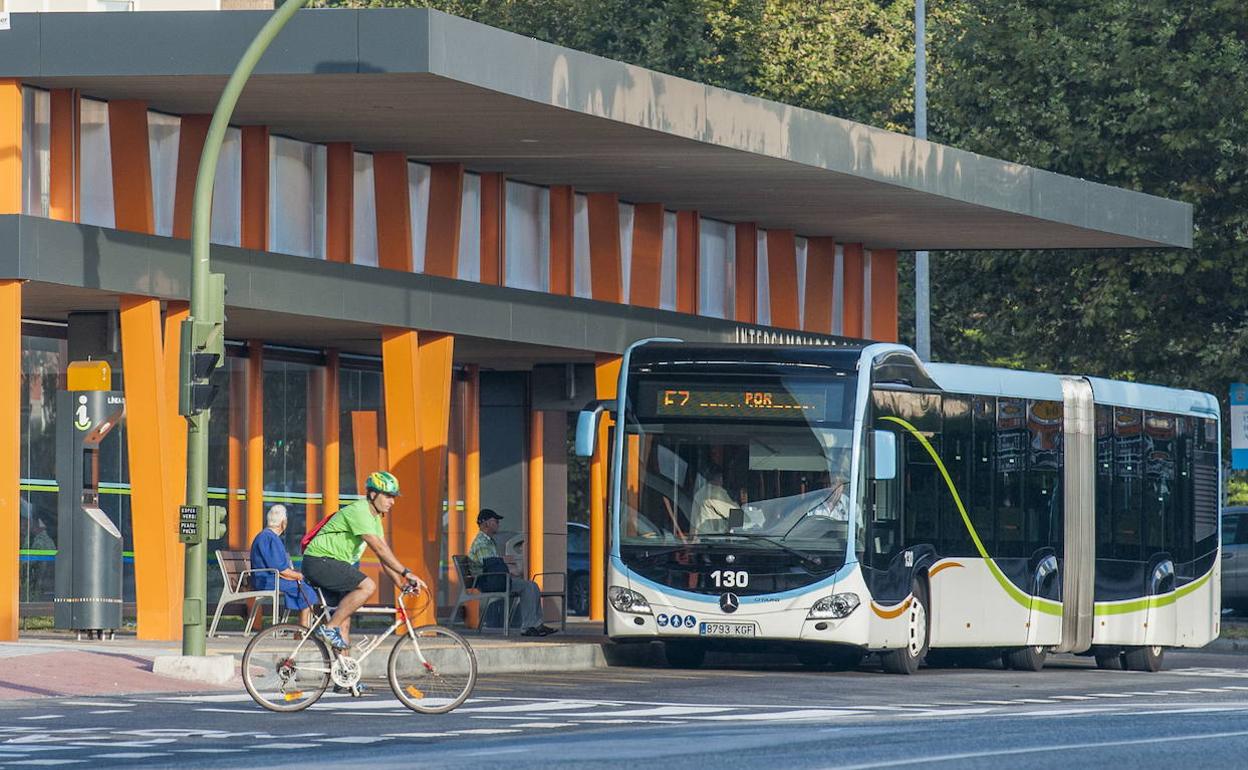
[205,505,228,541]
[178,274,227,417]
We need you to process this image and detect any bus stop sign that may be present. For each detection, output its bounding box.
[1232,384,1248,470]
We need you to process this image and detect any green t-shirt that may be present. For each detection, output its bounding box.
[304,499,383,564]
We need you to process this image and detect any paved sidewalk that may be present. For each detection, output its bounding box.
[0,618,615,701]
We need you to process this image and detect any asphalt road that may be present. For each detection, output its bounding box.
[2,649,1247,769]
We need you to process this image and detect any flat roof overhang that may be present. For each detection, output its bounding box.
[1,215,828,363]
[0,8,1192,251]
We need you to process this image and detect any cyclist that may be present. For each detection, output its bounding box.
[302,470,425,651]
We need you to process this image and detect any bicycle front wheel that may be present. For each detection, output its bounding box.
[242,623,332,712]
[388,625,477,714]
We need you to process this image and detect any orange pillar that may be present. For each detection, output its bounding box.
[161,302,189,606]
[870,249,899,342]
[323,350,341,516]
[590,355,622,621]
[587,193,622,303]
[416,334,454,605]
[119,297,181,640]
[463,365,481,627]
[549,185,574,295]
[528,411,544,582]
[0,81,20,215]
[227,363,246,548]
[172,115,210,239]
[325,143,353,264]
[49,89,80,222]
[240,126,269,251]
[629,203,664,308]
[246,341,265,541]
[766,229,799,329]
[107,100,154,234]
[676,211,699,314]
[842,243,865,338]
[425,163,464,279]
[373,152,413,273]
[479,172,505,285]
[0,281,20,640]
[734,222,758,324]
[803,237,836,335]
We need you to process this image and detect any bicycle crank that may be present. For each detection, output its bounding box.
[330,655,362,688]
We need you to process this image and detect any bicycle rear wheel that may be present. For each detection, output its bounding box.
[388,625,477,714]
[242,623,332,712]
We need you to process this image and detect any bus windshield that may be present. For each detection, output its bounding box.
[620,376,857,572]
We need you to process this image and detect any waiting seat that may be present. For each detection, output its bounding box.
[208,550,281,638]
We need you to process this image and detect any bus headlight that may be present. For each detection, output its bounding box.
[807,593,860,620]
[608,586,653,615]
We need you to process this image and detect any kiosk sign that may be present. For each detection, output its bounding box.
[1232,384,1248,470]
[179,505,200,544]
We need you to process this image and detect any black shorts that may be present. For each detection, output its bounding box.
[302,555,368,606]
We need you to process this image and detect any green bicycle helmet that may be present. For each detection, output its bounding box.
[365,470,401,497]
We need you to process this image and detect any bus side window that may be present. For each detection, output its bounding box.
[1095,405,1114,558]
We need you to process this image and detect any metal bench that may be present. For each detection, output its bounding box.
[449,555,517,635]
[208,549,281,638]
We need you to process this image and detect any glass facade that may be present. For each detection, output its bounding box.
[211,126,242,247]
[572,193,592,299]
[408,162,431,274]
[148,111,180,238]
[618,201,634,302]
[21,87,49,218]
[457,172,481,282]
[504,180,550,292]
[660,211,678,311]
[756,228,771,325]
[352,151,378,267]
[698,217,735,319]
[79,98,115,229]
[269,135,326,259]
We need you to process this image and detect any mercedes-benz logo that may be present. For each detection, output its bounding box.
[719,592,739,613]
[725,554,736,564]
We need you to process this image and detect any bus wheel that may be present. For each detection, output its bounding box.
[664,641,707,669]
[1093,648,1124,670]
[1004,645,1047,672]
[1123,645,1164,672]
[880,580,929,675]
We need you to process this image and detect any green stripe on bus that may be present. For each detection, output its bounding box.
[1092,568,1213,616]
[880,415,1063,617]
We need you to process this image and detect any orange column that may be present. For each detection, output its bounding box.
[870,249,899,342]
[350,410,383,604]
[107,100,154,234]
[373,152,413,273]
[416,334,454,606]
[246,341,265,541]
[803,237,836,334]
[479,172,505,285]
[325,143,353,264]
[587,193,622,303]
[425,163,464,279]
[549,185,574,295]
[0,81,20,215]
[49,89,80,222]
[161,302,189,606]
[227,363,246,548]
[676,211,699,314]
[766,229,799,329]
[119,297,181,640]
[590,354,622,621]
[0,281,20,640]
[735,222,758,324]
[240,126,269,251]
[323,350,341,516]
[463,365,481,627]
[172,115,210,239]
[305,368,323,533]
[528,411,545,582]
[842,243,865,338]
[629,203,664,308]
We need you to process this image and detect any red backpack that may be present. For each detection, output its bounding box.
[301,512,337,551]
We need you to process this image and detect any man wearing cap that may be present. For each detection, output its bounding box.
[468,509,556,637]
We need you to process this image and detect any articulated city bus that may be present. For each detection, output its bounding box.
[577,340,1221,674]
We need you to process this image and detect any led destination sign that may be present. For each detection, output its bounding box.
[643,384,831,421]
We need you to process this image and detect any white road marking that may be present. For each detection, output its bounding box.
[87,710,131,715]
[553,705,733,718]
[318,736,393,744]
[451,729,523,735]
[90,753,169,760]
[509,723,577,729]
[6,761,86,766]
[688,709,865,721]
[250,743,316,750]
[1087,692,1133,698]
[18,716,62,721]
[176,748,248,753]
[1051,695,1095,700]
[971,700,1014,705]
[59,701,134,708]
[382,733,456,739]
[457,700,606,714]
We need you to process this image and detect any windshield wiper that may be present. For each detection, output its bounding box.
[696,533,831,572]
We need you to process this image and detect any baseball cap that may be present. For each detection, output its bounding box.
[477,508,503,524]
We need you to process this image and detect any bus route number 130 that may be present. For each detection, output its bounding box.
[711,570,749,588]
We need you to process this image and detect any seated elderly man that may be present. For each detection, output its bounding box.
[249,504,317,627]
[469,509,556,637]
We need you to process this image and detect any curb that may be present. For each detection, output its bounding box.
[1203,638,1248,654]
[152,655,238,685]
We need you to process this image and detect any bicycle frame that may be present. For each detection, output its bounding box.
[285,586,426,674]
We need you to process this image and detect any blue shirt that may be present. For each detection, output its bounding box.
[249,529,291,591]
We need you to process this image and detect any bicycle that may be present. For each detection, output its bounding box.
[241,583,477,714]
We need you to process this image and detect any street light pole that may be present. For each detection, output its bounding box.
[914,0,931,361]
[182,0,310,657]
